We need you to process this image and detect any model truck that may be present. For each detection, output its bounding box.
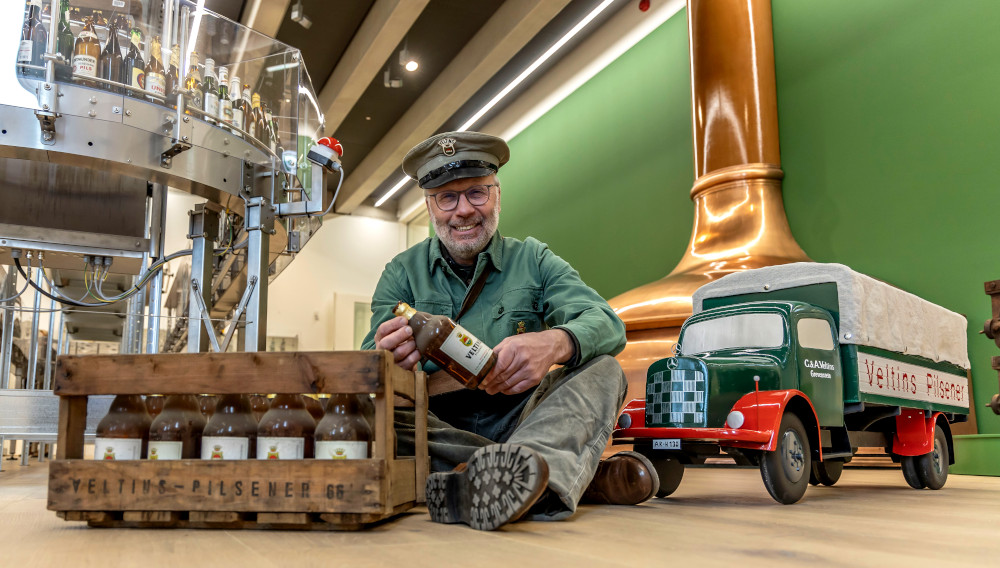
[613,263,971,504]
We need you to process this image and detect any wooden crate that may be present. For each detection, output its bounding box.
[47,350,428,530]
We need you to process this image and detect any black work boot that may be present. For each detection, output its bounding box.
[425,443,549,531]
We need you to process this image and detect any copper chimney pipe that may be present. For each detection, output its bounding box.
[609,0,810,397]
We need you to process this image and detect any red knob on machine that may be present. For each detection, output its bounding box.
[317,137,344,157]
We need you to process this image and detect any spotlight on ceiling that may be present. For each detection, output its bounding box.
[291,0,312,29]
[399,47,418,72]
[404,60,419,72]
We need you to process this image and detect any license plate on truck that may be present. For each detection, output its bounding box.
[653,439,681,450]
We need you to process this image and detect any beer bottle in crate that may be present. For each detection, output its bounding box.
[93,395,152,460]
[144,394,164,418]
[249,394,269,422]
[315,394,372,460]
[257,395,315,459]
[303,394,324,422]
[202,395,257,460]
[198,394,218,418]
[392,301,496,389]
[148,395,206,460]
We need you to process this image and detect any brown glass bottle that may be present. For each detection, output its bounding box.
[94,395,151,460]
[392,301,496,389]
[202,394,257,460]
[358,393,376,429]
[19,0,46,77]
[72,17,101,82]
[257,394,315,459]
[144,394,164,418]
[303,394,324,422]
[183,51,203,113]
[249,394,269,421]
[148,395,205,460]
[98,16,123,93]
[315,394,372,460]
[144,35,167,99]
[240,84,254,137]
[123,27,144,95]
[198,394,218,418]
[166,43,180,97]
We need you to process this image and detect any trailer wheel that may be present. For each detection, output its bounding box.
[760,413,811,504]
[900,456,926,489]
[915,424,949,490]
[810,460,843,486]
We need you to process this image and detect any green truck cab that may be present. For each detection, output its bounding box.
[613,263,970,504]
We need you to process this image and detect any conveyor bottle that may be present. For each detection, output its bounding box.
[19,0,46,76]
[241,84,255,138]
[94,395,151,460]
[203,57,219,120]
[98,16,123,93]
[202,395,257,460]
[166,42,180,97]
[229,74,243,133]
[250,92,264,144]
[218,66,232,126]
[184,51,204,113]
[257,395,315,459]
[123,26,144,94]
[72,17,100,81]
[144,35,167,99]
[315,394,372,460]
[55,0,75,81]
[148,395,205,460]
[392,301,496,389]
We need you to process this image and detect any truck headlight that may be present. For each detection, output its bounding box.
[617,412,632,429]
[726,411,745,429]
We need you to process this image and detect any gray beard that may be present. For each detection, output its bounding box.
[434,205,500,262]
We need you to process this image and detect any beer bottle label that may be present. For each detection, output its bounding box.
[220,99,233,124]
[204,91,220,118]
[201,436,249,460]
[131,67,145,89]
[18,40,33,64]
[94,438,142,460]
[147,440,183,460]
[257,437,304,460]
[232,108,244,130]
[316,440,367,460]
[72,54,98,77]
[439,324,492,376]
[146,72,166,96]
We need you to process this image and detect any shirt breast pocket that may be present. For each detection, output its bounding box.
[492,288,545,336]
[414,299,453,319]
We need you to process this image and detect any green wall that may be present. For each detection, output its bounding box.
[497,0,1000,446]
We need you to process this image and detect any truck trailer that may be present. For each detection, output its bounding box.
[613,263,971,504]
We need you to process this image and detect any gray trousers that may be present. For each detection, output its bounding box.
[395,354,627,520]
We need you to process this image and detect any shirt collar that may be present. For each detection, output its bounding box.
[429,232,504,274]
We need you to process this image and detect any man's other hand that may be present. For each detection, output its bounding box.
[480,329,573,395]
[374,316,420,371]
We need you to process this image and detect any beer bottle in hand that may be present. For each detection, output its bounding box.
[202,394,257,460]
[257,394,315,459]
[148,395,205,460]
[392,301,496,389]
[315,394,372,459]
[94,395,151,460]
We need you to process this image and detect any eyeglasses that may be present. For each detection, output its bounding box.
[428,183,498,211]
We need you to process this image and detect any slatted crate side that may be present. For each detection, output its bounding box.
[54,351,402,396]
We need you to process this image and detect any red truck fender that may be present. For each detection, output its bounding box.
[892,409,950,458]
[727,390,822,459]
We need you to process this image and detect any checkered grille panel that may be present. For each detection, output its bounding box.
[645,368,707,427]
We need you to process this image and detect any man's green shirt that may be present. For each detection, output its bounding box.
[360,234,626,372]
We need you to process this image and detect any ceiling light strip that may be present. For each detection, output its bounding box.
[374,0,617,209]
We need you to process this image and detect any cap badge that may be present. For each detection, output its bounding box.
[438,137,457,157]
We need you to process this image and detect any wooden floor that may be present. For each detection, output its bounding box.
[1,457,996,567]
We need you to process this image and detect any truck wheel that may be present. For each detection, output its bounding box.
[810,460,843,486]
[651,457,684,498]
[900,456,926,489]
[915,424,949,490]
[760,413,811,504]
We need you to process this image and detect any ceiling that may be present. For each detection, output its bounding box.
[202,0,644,218]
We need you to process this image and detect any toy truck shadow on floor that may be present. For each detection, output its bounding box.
[613,263,971,504]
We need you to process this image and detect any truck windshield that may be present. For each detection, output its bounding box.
[681,313,785,353]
